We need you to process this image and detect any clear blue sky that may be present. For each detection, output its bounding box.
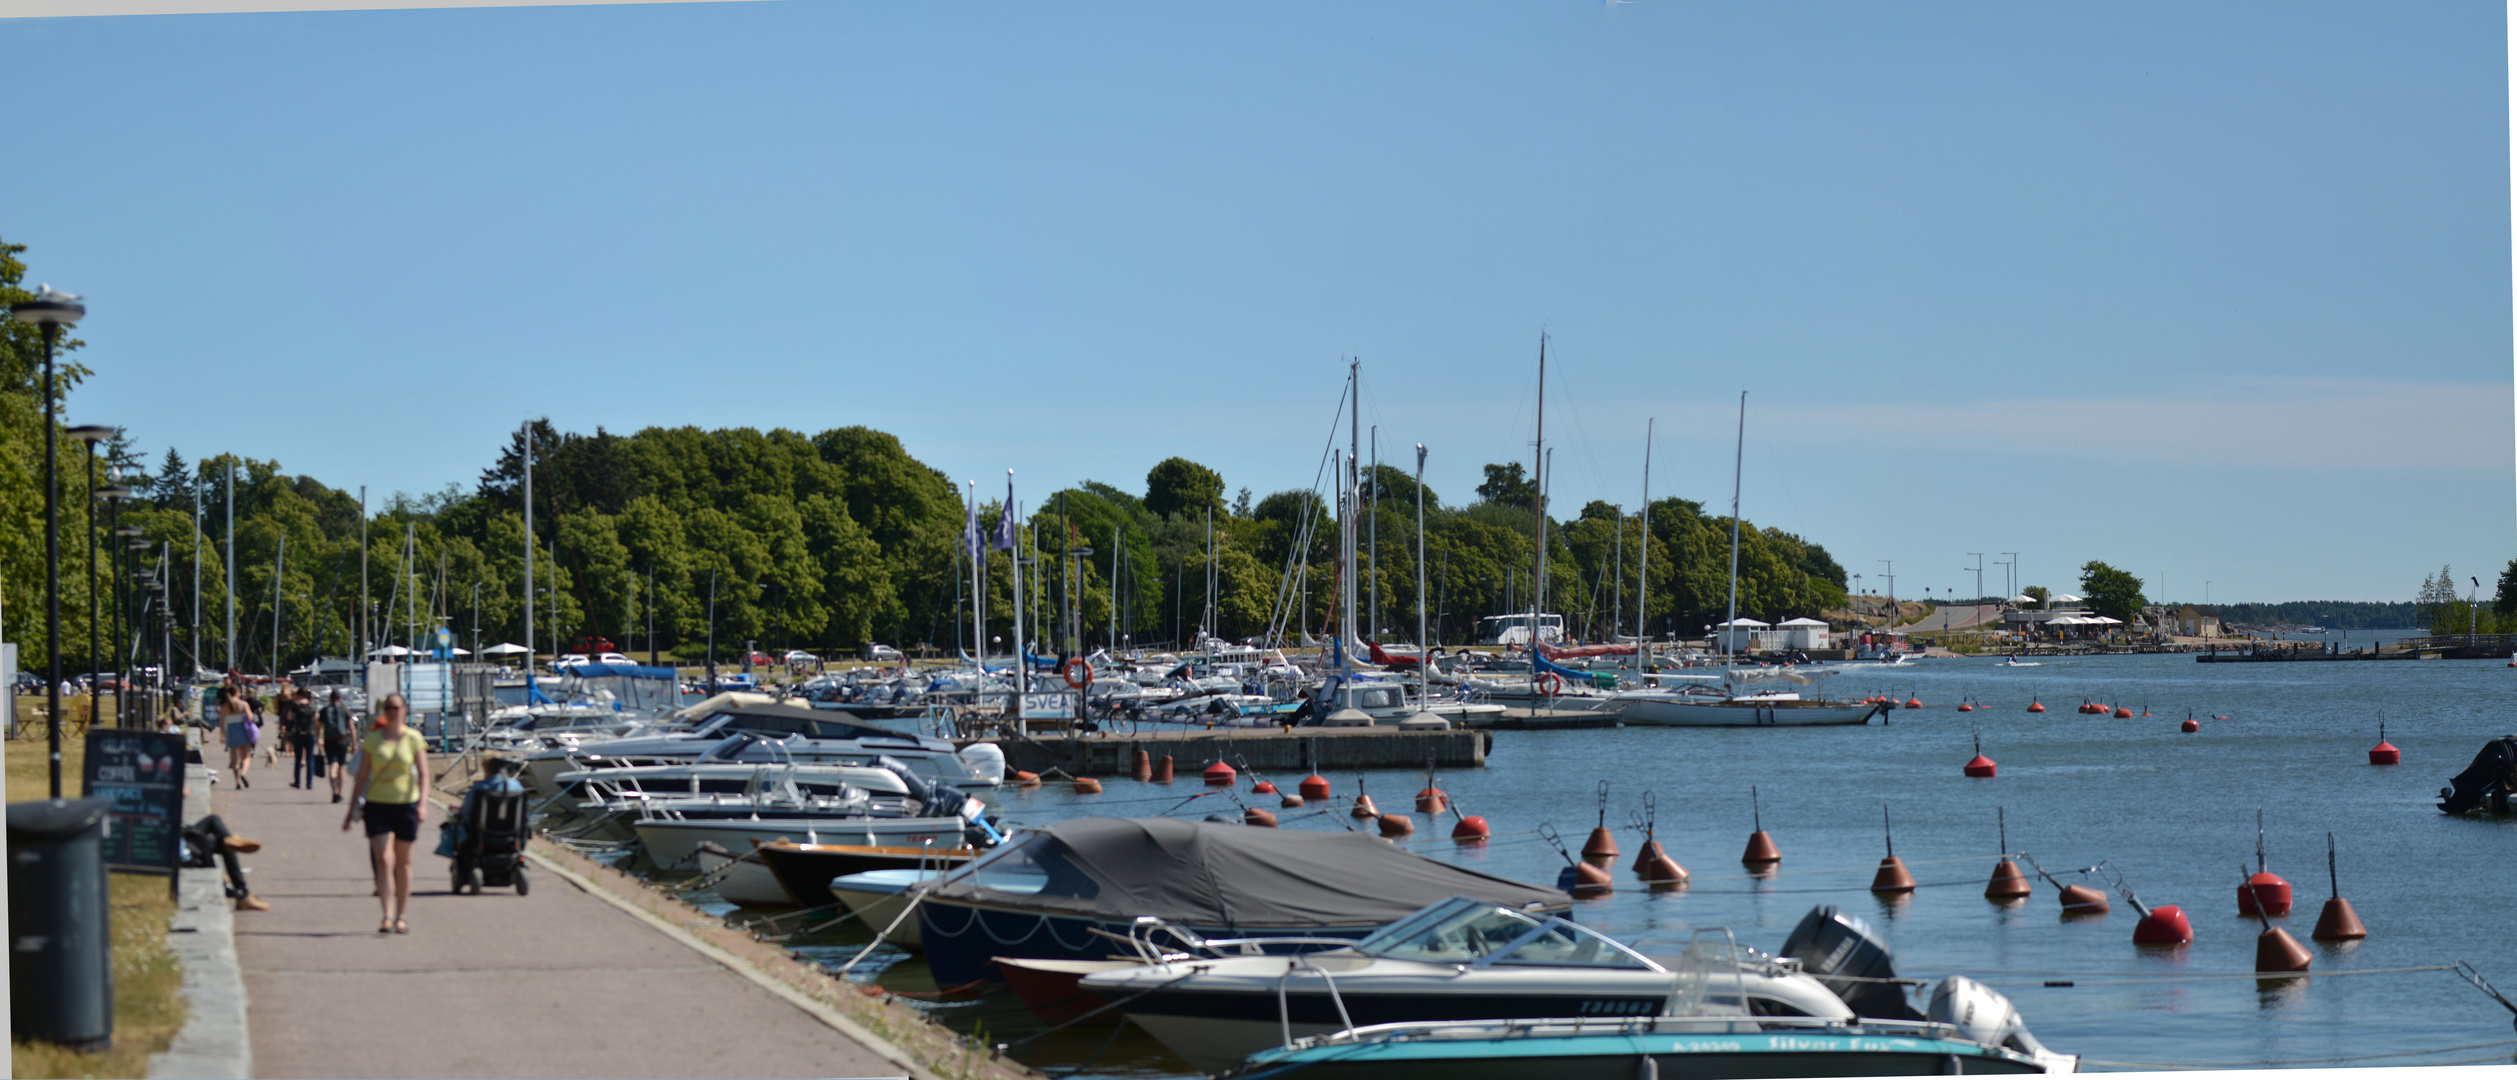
[4,0,2509,604]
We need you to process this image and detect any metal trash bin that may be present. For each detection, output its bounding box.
[9,797,115,1050]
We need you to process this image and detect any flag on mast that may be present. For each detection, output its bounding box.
[993,477,1018,551]
[963,488,982,559]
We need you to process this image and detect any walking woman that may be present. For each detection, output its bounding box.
[342,693,429,933]
[218,685,259,788]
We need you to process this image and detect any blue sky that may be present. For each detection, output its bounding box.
[4,0,2509,604]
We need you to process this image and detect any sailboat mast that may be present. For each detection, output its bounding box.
[1529,334,1545,650]
[1637,419,1653,678]
[1414,442,1428,703]
[1723,392,1745,657]
[1008,471,1027,727]
[521,425,534,682]
[1344,360,1360,675]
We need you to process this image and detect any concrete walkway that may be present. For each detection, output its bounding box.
[211,768,912,1079]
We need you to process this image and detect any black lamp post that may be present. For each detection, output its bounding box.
[13,285,86,797]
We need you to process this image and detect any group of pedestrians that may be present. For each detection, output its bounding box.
[203,674,433,933]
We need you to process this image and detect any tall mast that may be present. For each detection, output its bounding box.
[1539,448,1553,642]
[1368,425,1378,643]
[1344,359,1360,674]
[1007,471,1027,730]
[190,484,201,677]
[968,481,983,665]
[1414,442,1428,703]
[523,423,534,683]
[1637,419,1653,679]
[1723,392,1746,658]
[1529,334,1545,649]
[357,486,367,669]
[224,461,235,673]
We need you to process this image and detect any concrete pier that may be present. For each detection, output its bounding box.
[972,726,1490,776]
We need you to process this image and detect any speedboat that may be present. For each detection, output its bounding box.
[521,699,999,796]
[1088,895,1851,1074]
[756,840,977,909]
[914,817,1569,986]
[1197,904,2075,1077]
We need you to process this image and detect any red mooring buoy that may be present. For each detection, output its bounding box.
[1904,697,1923,710]
[2311,832,2368,941]
[1871,805,1916,894]
[1243,807,1278,827]
[1013,770,1041,787]
[1572,860,1613,898]
[2133,904,2194,944]
[1151,755,1174,784]
[1203,761,1237,787]
[1072,777,1103,794]
[2028,699,2046,713]
[1452,812,1490,843]
[2182,718,2201,733]
[1132,750,1152,782]
[1638,841,1688,891]
[1279,793,1305,808]
[2368,719,2399,766]
[1958,701,1975,712]
[2113,706,2133,718]
[1741,785,1781,872]
[2237,810,2293,917]
[2059,884,2110,917]
[1581,781,1619,867]
[1299,774,1332,801]
[1351,793,1380,819]
[1417,761,1449,814]
[1252,780,1278,795]
[1984,808,2030,901]
[1378,813,1415,838]
[1964,733,1997,778]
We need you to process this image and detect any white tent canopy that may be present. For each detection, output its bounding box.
[2052,593,2085,603]
[478,642,532,655]
[1714,618,1772,628]
[1775,617,1830,627]
[367,645,411,657]
[2010,595,2037,603]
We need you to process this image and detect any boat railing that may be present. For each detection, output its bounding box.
[1285,1013,1973,1050]
[1116,916,1353,963]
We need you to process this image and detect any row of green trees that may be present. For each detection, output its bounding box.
[2,239,1854,676]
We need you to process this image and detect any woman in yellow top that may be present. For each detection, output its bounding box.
[341,693,429,934]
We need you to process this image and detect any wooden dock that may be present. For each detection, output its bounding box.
[966,726,1491,776]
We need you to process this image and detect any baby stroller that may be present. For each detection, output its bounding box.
[441,758,531,895]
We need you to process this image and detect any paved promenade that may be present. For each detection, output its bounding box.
[210,766,913,1079]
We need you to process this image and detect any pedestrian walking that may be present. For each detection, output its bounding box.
[318,690,356,804]
[343,692,428,934]
[285,687,319,788]
[218,684,259,788]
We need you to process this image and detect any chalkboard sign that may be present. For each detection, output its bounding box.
[81,729,188,878]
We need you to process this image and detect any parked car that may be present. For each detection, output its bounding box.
[596,652,635,666]
[782,649,819,664]
[860,643,904,662]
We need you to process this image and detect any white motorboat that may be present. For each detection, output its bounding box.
[630,804,990,867]
[691,841,796,907]
[521,699,997,796]
[1092,896,1858,1074]
[550,734,922,808]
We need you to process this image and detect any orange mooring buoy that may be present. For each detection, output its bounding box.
[2059,883,2110,916]
[1378,813,1415,838]
[1984,807,2031,901]
[1300,774,1332,801]
[1203,761,1237,787]
[1013,770,1042,788]
[1243,807,1278,827]
[1871,805,1916,894]
[1964,732,1997,778]
[1132,750,1152,782]
[1904,696,1923,709]
[1638,841,1688,891]
[2133,904,2193,944]
[2244,862,2312,974]
[1581,781,1619,867]
[1958,700,1975,712]
[1416,761,1448,815]
[2237,810,2293,917]
[1741,785,1781,873]
[1452,807,1490,843]
[1151,755,1174,783]
[1252,780,1278,794]
[2182,713,2201,733]
[1351,792,1380,819]
[2368,719,2400,766]
[2028,699,2046,713]
[2113,706,2133,718]
[2310,832,2367,941]
[1572,860,1613,898]
[1072,777,1103,794]
[1279,793,1305,808]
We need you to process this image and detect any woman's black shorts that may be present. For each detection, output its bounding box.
[362,800,420,842]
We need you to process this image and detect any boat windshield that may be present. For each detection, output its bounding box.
[940,833,1059,895]
[1489,921,1657,970]
[1354,897,1544,962]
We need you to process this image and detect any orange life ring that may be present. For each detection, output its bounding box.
[1062,660,1093,690]
[1536,671,1564,696]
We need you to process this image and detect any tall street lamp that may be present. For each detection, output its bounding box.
[13,285,86,797]
[67,425,113,738]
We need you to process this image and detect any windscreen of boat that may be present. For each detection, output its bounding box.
[714,709,918,744]
[1489,921,1657,969]
[1354,898,1544,962]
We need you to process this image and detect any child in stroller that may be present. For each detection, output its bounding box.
[438,757,531,895]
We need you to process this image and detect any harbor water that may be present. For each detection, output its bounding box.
[683,649,2517,1075]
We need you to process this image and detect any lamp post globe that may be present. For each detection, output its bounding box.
[13,288,84,797]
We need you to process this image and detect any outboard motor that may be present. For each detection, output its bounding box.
[1780,905,1923,1021]
[957,743,1007,785]
[1927,977,2055,1057]
[875,755,965,818]
[2439,736,2517,815]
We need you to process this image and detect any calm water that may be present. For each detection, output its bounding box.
[685,650,2517,1075]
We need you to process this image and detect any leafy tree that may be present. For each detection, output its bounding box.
[2077,561,2146,622]
[1144,457,1225,521]
[2494,559,2517,615]
[2022,585,2050,605]
[1474,462,1536,507]
[153,447,195,512]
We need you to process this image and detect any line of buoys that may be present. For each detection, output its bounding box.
[1299,774,1332,801]
[2369,719,2400,766]
[2245,863,2312,974]
[1151,755,1174,783]
[1871,804,1916,894]
[1581,780,1620,867]
[1964,732,1997,778]
[2311,832,2367,941]
[1741,785,1781,874]
[2237,809,2293,917]
[1243,807,1278,827]
[1203,760,1237,787]
[1985,807,2031,902]
[1132,750,1152,782]
[1072,777,1102,794]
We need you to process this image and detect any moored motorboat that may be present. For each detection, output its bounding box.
[755,840,977,909]
[691,841,796,907]
[1227,1011,2073,1079]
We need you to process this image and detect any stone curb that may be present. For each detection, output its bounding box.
[146,764,252,1080]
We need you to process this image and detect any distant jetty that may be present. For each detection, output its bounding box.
[2194,635,2514,662]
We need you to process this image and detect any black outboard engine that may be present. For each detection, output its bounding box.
[1780,905,1923,1021]
[2439,736,2517,815]
[874,755,965,818]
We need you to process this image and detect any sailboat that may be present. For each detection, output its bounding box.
[1614,394,1883,727]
